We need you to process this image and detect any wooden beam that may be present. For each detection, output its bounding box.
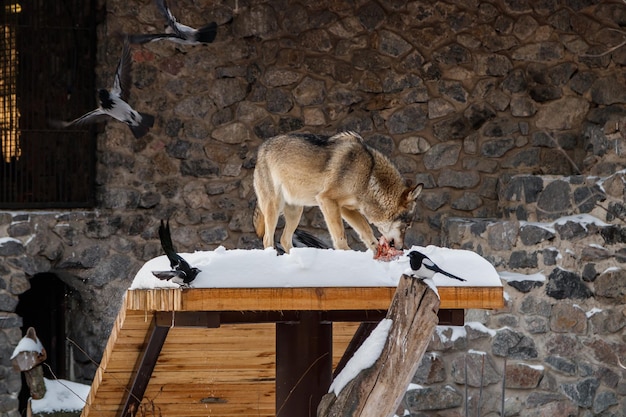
[124,286,503,312]
[155,311,220,328]
[119,316,169,417]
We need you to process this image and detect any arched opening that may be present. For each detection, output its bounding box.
[15,272,68,412]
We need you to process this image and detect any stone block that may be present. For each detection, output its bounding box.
[405,385,463,411]
[560,377,599,408]
[492,328,538,360]
[549,303,587,334]
[506,363,544,389]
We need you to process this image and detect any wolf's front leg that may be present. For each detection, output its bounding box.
[340,207,378,251]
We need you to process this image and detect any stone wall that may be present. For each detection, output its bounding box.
[407,177,626,416]
[2,0,626,416]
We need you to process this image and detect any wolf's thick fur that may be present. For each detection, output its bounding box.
[253,131,422,253]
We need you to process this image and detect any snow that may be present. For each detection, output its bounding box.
[520,214,609,234]
[465,322,497,337]
[10,337,44,360]
[435,322,497,344]
[435,325,467,343]
[30,378,90,413]
[406,383,423,391]
[131,245,502,289]
[329,318,393,396]
[499,271,546,282]
[0,237,21,246]
[586,307,603,318]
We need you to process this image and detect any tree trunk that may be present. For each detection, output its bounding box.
[318,275,440,417]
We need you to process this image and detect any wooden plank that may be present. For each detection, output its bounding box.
[124,286,503,312]
[80,296,139,417]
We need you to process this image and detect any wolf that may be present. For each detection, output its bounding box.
[253,131,422,253]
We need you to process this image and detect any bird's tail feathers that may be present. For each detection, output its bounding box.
[195,22,218,43]
[441,270,466,282]
[129,113,155,139]
[293,229,328,249]
[140,112,155,128]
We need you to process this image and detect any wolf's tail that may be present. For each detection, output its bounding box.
[195,22,218,43]
[253,205,265,238]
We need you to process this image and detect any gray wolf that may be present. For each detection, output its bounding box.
[253,131,422,253]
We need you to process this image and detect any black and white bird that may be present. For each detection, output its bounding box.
[408,250,466,282]
[129,0,217,45]
[50,39,155,139]
[152,220,201,287]
[275,229,329,255]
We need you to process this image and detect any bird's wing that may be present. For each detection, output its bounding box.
[152,270,184,281]
[112,38,132,102]
[49,108,109,127]
[128,32,178,44]
[156,0,187,38]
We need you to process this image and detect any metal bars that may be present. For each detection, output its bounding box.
[0,0,97,208]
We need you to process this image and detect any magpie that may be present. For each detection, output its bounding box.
[275,229,329,255]
[50,38,155,139]
[407,250,466,282]
[129,0,217,45]
[152,220,201,287]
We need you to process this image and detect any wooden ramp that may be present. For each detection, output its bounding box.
[81,286,503,417]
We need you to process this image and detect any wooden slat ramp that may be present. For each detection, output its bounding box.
[81,286,503,417]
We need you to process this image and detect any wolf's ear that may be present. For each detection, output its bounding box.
[404,183,423,203]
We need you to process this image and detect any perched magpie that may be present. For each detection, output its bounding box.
[275,229,329,255]
[152,220,201,287]
[408,250,466,282]
[129,0,217,45]
[50,38,154,139]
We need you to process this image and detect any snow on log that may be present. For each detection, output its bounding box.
[317,275,440,417]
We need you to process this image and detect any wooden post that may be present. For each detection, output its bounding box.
[11,327,47,400]
[276,311,333,417]
[317,275,440,417]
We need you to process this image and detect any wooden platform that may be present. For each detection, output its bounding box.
[81,286,503,417]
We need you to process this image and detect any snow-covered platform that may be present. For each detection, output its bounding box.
[82,246,503,417]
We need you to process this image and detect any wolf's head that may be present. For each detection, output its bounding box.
[376,183,423,249]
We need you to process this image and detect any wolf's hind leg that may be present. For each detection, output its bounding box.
[280,204,303,254]
[340,208,377,251]
[258,194,282,250]
[317,196,350,250]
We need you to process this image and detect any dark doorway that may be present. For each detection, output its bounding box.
[15,272,68,412]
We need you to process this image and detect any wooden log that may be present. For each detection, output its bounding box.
[11,327,47,400]
[317,275,440,417]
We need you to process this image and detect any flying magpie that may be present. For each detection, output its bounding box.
[50,38,154,138]
[129,0,217,45]
[407,250,466,282]
[152,220,201,287]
